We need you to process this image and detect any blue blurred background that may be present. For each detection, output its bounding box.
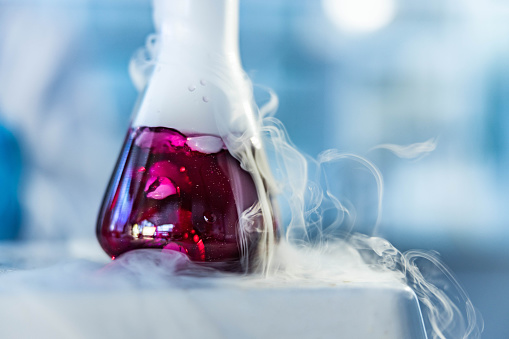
[0,0,507,337]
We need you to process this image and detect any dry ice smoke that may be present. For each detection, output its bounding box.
[129,27,483,338]
[229,90,482,339]
[371,138,438,160]
[0,4,483,339]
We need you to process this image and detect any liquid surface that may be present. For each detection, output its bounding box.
[97,126,259,266]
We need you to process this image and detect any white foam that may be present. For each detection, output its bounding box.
[186,136,225,154]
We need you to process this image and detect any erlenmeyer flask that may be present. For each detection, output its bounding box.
[97,0,274,270]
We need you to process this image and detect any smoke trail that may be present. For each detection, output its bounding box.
[129,34,159,92]
[238,90,483,338]
[371,138,438,160]
[0,8,481,337]
[127,27,483,336]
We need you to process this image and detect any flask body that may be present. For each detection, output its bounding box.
[97,126,259,266]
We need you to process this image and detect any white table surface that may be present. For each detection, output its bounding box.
[0,240,428,339]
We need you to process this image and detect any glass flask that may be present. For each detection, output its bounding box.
[97,0,274,270]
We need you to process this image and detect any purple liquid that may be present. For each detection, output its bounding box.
[97,126,259,267]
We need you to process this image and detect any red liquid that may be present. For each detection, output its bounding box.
[97,126,259,267]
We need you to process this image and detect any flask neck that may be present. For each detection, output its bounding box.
[154,0,240,61]
[133,0,255,138]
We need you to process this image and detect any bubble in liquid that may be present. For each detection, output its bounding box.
[200,79,207,86]
[145,176,177,200]
[188,85,196,92]
[203,212,217,224]
[202,96,209,103]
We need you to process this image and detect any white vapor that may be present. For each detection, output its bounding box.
[371,138,438,160]
[0,4,483,339]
